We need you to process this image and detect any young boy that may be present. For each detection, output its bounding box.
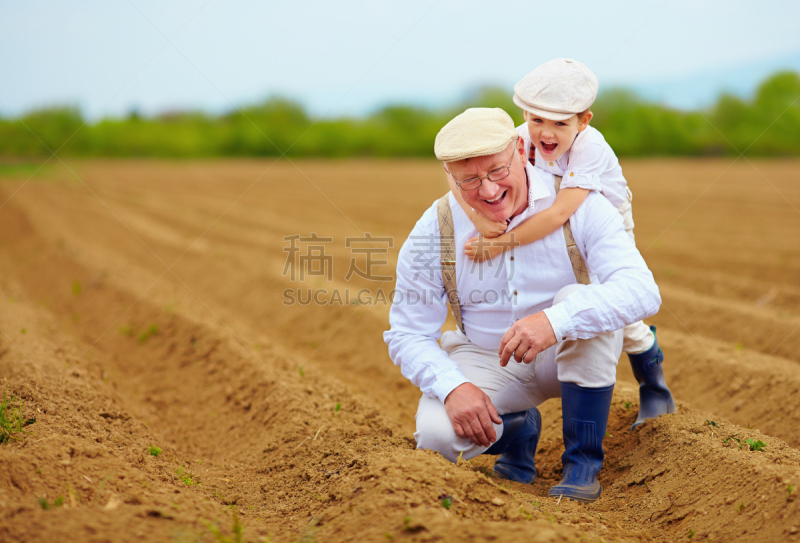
[446,58,675,430]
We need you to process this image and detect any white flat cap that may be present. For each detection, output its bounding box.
[434,107,518,162]
[513,58,598,121]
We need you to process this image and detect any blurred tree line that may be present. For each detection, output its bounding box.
[1,71,798,159]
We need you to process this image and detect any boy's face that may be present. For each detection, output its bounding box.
[525,111,592,162]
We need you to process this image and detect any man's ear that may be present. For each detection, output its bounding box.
[577,111,593,132]
[516,136,526,157]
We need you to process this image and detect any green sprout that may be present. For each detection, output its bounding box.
[137,324,159,343]
[298,365,305,377]
[176,466,198,486]
[148,445,162,457]
[206,506,244,543]
[38,496,64,510]
[745,439,766,452]
[71,280,82,295]
[738,502,745,514]
[334,402,341,413]
[0,393,26,444]
[623,401,632,410]
[440,496,452,509]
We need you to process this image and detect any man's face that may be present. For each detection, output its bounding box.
[525,111,591,162]
[446,138,528,222]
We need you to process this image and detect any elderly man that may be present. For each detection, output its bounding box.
[383,108,662,503]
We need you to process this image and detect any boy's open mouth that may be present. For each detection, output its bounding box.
[541,141,558,153]
[484,190,507,206]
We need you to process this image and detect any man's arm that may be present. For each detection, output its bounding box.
[383,213,470,402]
[383,210,501,447]
[543,192,661,341]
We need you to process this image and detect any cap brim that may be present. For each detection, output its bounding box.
[513,95,577,122]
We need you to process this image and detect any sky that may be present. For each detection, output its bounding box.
[2,0,800,120]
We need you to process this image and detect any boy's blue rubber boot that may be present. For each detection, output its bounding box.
[549,382,614,503]
[628,325,675,430]
[485,407,542,484]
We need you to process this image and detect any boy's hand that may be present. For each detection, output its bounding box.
[469,210,507,238]
[465,235,503,262]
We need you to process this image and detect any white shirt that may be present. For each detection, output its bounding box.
[383,163,660,403]
[516,124,629,208]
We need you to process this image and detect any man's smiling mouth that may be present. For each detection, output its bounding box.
[485,190,507,205]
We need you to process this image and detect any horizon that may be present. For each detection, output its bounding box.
[2,1,800,121]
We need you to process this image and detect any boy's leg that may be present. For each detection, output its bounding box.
[623,320,655,353]
[618,194,676,427]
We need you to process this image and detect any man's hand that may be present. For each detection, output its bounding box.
[499,312,557,367]
[444,383,502,447]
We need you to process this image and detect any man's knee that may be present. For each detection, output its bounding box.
[414,415,460,462]
[414,395,493,463]
[552,283,623,388]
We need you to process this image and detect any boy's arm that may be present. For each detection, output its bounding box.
[465,188,590,261]
[446,174,507,238]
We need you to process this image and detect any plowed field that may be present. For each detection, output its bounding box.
[1,158,799,542]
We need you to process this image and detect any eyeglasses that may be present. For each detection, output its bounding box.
[446,147,516,191]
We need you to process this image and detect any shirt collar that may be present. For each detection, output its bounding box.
[527,162,552,211]
[506,163,552,230]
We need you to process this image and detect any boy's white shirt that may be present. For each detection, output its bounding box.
[515,123,629,208]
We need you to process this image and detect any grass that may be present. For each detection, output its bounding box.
[38,496,65,510]
[0,163,47,178]
[176,466,198,486]
[745,438,766,452]
[148,445,162,457]
[137,324,159,343]
[0,393,26,444]
[206,506,244,543]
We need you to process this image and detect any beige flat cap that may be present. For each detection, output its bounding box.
[434,108,519,162]
[513,58,598,121]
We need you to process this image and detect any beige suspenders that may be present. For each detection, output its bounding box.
[554,175,591,286]
[436,175,590,333]
[436,194,465,334]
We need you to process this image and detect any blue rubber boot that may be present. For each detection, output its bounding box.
[484,408,542,484]
[628,325,675,430]
[549,382,614,503]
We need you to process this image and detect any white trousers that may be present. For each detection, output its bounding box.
[414,284,624,463]
[618,192,655,355]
